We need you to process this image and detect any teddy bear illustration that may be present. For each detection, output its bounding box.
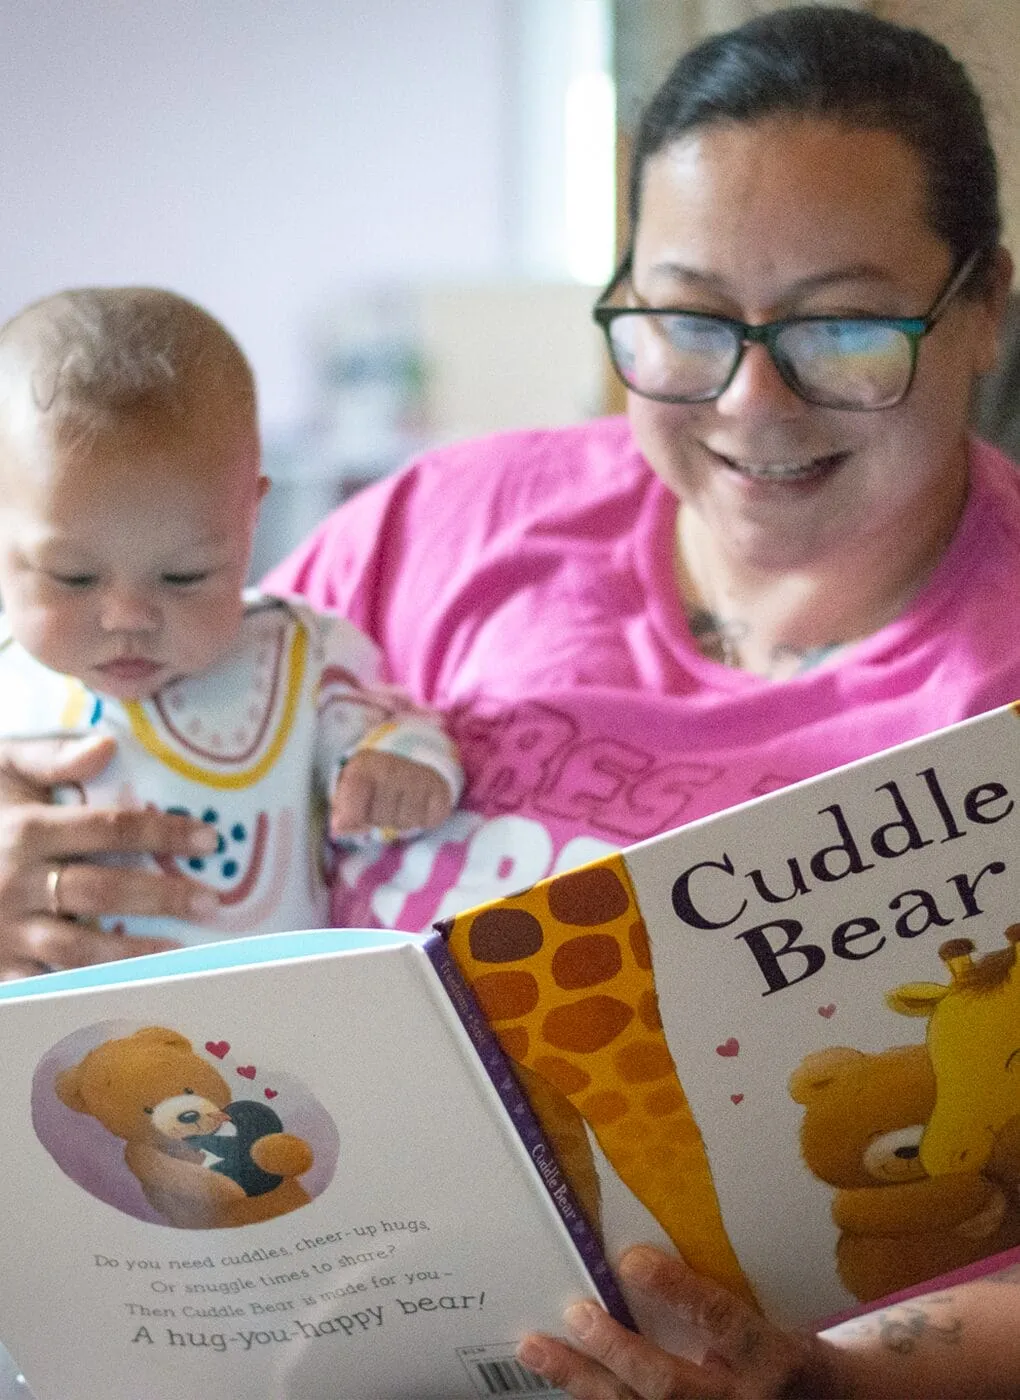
[789,1044,1020,1302]
[54,1026,314,1229]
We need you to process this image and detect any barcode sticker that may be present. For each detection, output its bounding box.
[457,1343,565,1396]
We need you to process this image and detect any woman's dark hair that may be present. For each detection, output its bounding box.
[628,5,1001,291]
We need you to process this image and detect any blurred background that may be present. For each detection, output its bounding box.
[0,0,1017,577]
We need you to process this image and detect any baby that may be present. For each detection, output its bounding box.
[0,287,461,945]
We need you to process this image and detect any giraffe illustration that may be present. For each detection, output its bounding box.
[443,856,757,1307]
[887,925,1020,1180]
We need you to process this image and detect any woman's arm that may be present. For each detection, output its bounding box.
[0,735,220,974]
[517,1246,1020,1400]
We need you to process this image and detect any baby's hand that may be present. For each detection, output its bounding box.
[330,750,454,839]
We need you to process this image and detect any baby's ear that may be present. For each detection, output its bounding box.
[257,475,272,502]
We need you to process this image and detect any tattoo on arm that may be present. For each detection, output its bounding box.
[846,1297,963,1355]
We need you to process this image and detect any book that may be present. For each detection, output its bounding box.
[0,929,630,1400]
[7,700,1020,1398]
[440,698,1020,1331]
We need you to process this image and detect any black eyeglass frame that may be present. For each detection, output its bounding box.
[592,248,984,411]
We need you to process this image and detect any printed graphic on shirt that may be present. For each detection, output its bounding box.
[124,611,308,788]
[332,699,806,934]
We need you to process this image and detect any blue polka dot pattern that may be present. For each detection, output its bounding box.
[163,805,251,887]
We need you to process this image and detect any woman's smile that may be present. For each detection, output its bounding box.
[707,447,852,484]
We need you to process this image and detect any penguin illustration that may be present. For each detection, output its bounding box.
[187,1100,287,1197]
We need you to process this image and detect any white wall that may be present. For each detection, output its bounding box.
[0,0,516,437]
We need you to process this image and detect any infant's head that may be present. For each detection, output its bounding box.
[0,287,268,699]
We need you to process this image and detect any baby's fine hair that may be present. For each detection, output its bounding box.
[0,286,257,440]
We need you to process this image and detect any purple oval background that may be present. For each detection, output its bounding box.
[32,1019,340,1228]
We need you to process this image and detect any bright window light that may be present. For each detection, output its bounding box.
[565,67,616,284]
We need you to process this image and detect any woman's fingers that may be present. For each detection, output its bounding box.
[617,1249,826,1394]
[17,915,179,970]
[38,861,218,925]
[14,801,218,863]
[518,1248,844,1400]
[517,1328,640,1399]
[522,1296,723,1400]
[0,735,215,975]
[0,958,52,982]
[0,734,120,796]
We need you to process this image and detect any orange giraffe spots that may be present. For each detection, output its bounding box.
[444,856,756,1307]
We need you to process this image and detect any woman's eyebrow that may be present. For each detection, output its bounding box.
[644,261,898,297]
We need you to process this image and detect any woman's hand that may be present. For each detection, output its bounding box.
[518,1246,1020,1400]
[0,735,221,977]
[517,1246,849,1400]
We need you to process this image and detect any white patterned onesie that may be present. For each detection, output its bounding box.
[0,593,462,945]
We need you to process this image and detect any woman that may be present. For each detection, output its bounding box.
[504,9,1020,1395]
[1,4,1020,1391]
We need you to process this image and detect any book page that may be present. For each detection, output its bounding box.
[444,702,1020,1328]
[0,940,605,1399]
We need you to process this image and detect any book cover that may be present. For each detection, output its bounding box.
[441,699,1020,1330]
[0,930,629,1400]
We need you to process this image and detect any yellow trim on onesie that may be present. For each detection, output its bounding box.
[123,623,308,790]
[360,720,399,749]
[59,678,90,729]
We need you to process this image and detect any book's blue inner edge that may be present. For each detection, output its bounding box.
[0,928,419,1001]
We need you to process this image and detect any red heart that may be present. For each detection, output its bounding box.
[716,1038,739,1057]
[731,1093,744,1104]
[264,1088,278,1099]
[818,1004,836,1019]
[237,1065,256,1079]
[206,1041,230,1059]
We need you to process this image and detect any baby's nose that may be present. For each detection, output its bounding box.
[99,586,160,632]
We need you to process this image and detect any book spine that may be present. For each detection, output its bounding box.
[422,931,636,1331]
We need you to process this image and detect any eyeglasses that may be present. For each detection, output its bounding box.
[592,249,983,411]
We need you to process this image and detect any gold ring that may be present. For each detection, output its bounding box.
[46,865,66,918]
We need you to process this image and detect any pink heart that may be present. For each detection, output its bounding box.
[206,1041,230,1059]
[264,1088,278,1100]
[716,1038,739,1057]
[818,1004,836,1019]
[236,1065,256,1080]
[731,1093,744,1104]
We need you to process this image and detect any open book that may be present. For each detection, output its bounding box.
[440,698,1020,1328]
[6,698,1020,1396]
[0,930,629,1400]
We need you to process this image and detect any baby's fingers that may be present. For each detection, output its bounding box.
[415,771,454,830]
[329,764,376,836]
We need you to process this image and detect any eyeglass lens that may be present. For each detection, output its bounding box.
[607,314,916,409]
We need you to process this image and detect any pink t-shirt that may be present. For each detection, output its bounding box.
[263,417,1020,933]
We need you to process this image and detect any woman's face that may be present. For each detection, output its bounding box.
[627,118,1008,572]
